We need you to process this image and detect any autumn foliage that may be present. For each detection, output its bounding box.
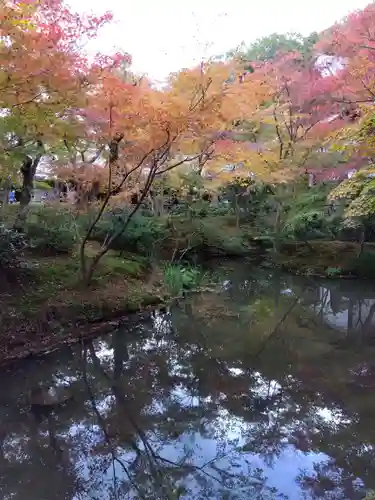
[2,0,375,280]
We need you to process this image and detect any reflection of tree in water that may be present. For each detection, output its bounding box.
[0,271,375,498]
[297,460,365,499]
[78,324,285,499]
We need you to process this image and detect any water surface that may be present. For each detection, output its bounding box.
[1,264,375,499]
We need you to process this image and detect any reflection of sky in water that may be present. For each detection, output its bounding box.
[66,404,326,499]
[73,347,363,498]
[158,381,327,499]
[72,407,326,499]
[2,273,375,499]
[64,371,356,500]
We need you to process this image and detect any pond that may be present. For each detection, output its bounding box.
[1,263,375,499]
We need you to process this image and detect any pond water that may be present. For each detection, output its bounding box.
[1,263,375,499]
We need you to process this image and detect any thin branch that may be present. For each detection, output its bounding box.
[11,92,43,108]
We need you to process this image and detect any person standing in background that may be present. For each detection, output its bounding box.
[8,190,16,204]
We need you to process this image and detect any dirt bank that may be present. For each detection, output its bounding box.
[0,250,168,365]
[276,240,375,278]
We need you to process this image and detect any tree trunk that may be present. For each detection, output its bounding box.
[14,141,44,229]
[19,156,34,207]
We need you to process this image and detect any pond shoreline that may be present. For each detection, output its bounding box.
[272,240,375,279]
[1,238,375,366]
[2,265,374,499]
[0,300,167,367]
[0,247,172,365]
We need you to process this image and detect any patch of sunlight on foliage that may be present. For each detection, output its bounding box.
[345,194,375,218]
[240,298,274,320]
[326,266,342,278]
[101,256,144,278]
[163,263,207,296]
[328,177,365,201]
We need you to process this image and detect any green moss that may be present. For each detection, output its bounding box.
[101,255,145,278]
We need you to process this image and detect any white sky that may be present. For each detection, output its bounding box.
[70,0,371,83]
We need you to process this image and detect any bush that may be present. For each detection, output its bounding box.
[280,184,343,242]
[163,215,250,259]
[0,224,27,272]
[283,210,327,240]
[170,201,230,219]
[84,209,166,256]
[24,206,78,254]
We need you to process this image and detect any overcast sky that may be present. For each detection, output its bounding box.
[70,0,371,82]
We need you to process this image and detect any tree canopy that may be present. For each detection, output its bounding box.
[1,0,375,279]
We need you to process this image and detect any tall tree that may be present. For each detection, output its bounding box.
[55,60,260,283]
[230,32,318,63]
[0,0,114,217]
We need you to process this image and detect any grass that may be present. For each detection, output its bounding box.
[3,242,163,316]
[0,240,216,363]
[163,263,208,296]
[0,245,170,363]
[13,242,156,313]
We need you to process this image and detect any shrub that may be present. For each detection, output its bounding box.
[283,210,327,240]
[170,201,230,219]
[0,224,27,273]
[84,209,166,256]
[163,215,250,259]
[24,206,78,254]
[280,184,343,242]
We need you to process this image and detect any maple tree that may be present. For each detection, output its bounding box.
[4,0,375,286]
[316,3,375,105]
[222,5,375,188]
[310,3,375,159]
[0,0,114,213]
[52,59,259,283]
[328,165,375,255]
[225,51,330,183]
